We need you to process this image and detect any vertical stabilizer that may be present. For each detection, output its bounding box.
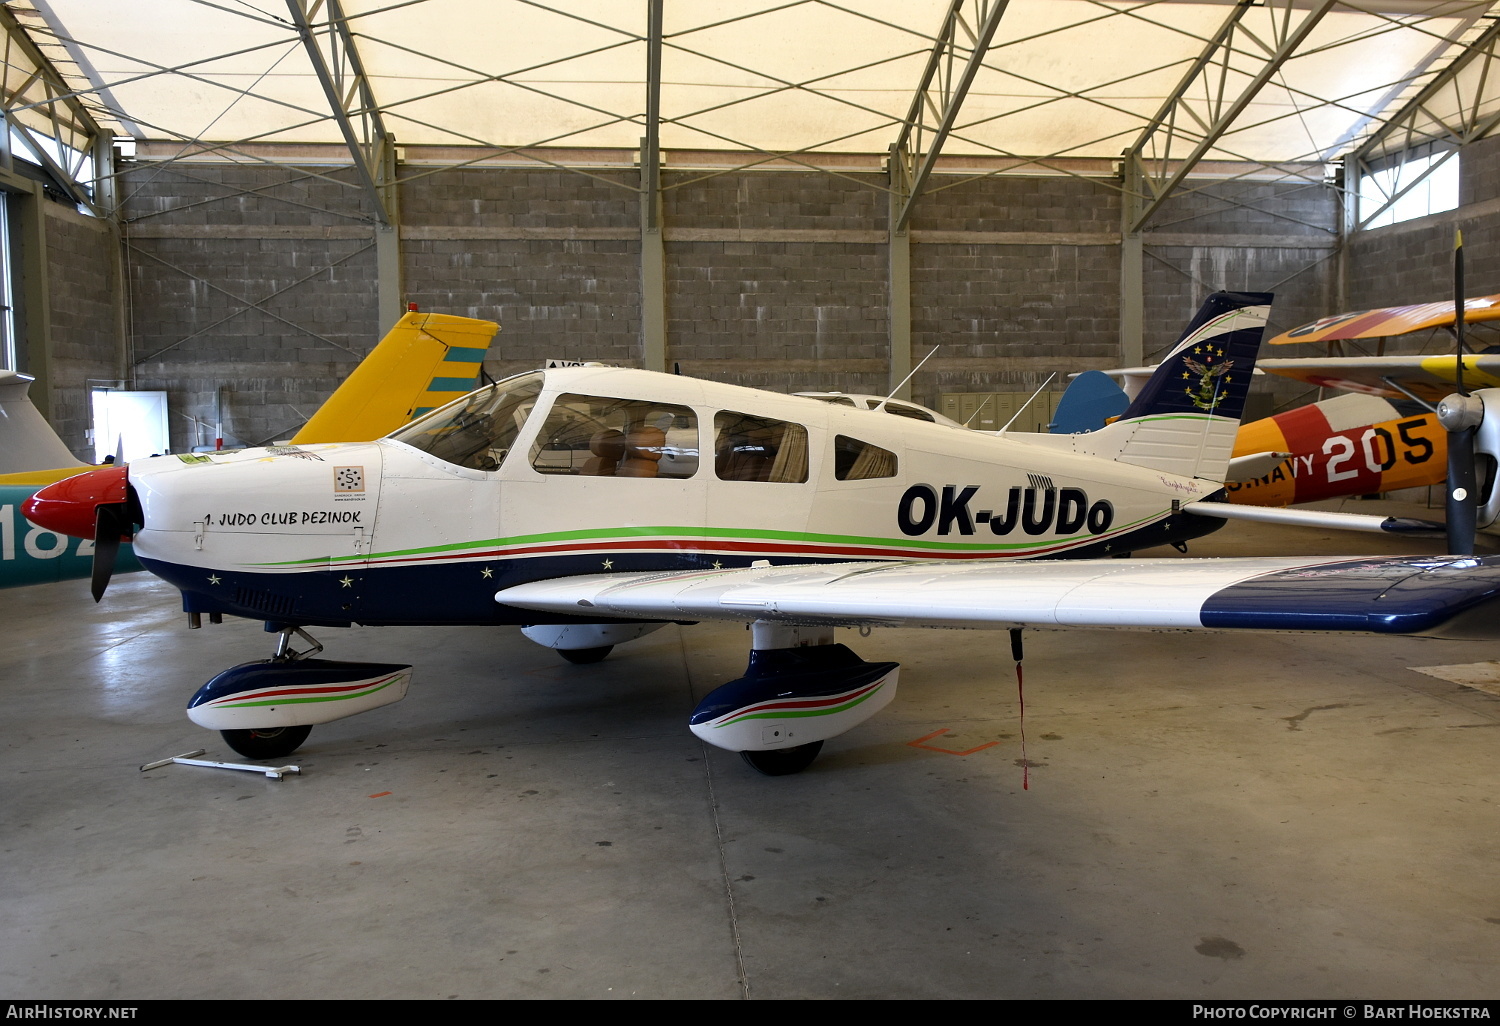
[0,371,87,475]
[1077,291,1272,481]
[292,311,500,444]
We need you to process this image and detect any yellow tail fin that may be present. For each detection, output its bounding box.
[292,311,500,444]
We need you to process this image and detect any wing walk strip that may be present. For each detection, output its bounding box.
[497,556,1500,640]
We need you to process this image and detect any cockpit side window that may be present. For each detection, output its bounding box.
[834,435,897,480]
[531,394,699,479]
[388,371,542,471]
[714,412,808,483]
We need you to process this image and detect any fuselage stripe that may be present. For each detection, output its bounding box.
[713,680,887,726]
[206,674,402,708]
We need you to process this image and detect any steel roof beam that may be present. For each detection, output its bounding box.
[1348,15,1500,230]
[286,0,393,226]
[0,3,104,214]
[1121,0,1337,235]
[888,0,1010,232]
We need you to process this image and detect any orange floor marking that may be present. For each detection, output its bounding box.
[907,728,999,756]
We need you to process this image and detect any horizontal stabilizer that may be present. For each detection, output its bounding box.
[1225,451,1292,483]
[1183,500,1444,536]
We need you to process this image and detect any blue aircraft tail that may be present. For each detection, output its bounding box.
[1119,291,1273,422]
[1077,291,1273,481]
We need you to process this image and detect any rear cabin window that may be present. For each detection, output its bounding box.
[834,435,897,480]
[714,412,808,483]
[530,394,698,479]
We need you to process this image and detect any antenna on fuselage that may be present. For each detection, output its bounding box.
[962,394,996,428]
[997,373,1058,433]
[878,347,939,410]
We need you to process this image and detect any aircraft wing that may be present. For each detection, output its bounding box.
[1266,294,1500,345]
[1257,355,1500,401]
[499,555,1500,641]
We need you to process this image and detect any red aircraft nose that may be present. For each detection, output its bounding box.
[23,465,131,539]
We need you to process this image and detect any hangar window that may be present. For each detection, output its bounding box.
[531,395,698,479]
[834,435,897,481]
[715,412,808,483]
[1359,147,1458,229]
[389,371,542,471]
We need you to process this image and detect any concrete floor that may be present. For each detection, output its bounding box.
[5,499,1500,999]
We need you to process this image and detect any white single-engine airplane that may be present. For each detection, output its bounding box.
[25,292,1500,775]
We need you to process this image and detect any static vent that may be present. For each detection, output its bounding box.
[234,586,298,617]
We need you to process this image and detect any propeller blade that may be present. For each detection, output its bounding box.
[1455,231,1468,394]
[1444,230,1479,555]
[90,503,129,602]
[1447,424,1479,555]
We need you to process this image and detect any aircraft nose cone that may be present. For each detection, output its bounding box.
[23,465,130,539]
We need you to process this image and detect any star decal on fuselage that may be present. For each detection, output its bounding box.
[601,558,614,570]
[481,566,494,579]
[207,574,221,585]
[339,576,354,588]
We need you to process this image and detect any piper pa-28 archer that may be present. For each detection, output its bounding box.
[25,291,1500,776]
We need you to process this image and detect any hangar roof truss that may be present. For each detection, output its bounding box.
[0,0,1497,228]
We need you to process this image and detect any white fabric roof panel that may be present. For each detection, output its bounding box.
[14,0,1500,166]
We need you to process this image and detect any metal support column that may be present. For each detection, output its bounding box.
[1119,155,1144,367]
[888,180,912,400]
[16,180,50,416]
[375,134,402,330]
[639,0,666,373]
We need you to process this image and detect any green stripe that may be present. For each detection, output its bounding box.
[442,346,488,362]
[251,509,1167,568]
[716,686,881,727]
[216,677,398,708]
[425,376,477,392]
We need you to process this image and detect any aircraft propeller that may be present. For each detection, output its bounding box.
[1436,230,1483,556]
[22,464,139,601]
[90,499,136,601]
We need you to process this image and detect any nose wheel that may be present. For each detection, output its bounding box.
[739,740,823,776]
[220,725,312,759]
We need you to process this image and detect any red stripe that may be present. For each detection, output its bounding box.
[718,679,886,721]
[208,673,398,705]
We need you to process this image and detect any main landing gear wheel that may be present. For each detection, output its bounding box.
[739,740,823,776]
[220,725,312,759]
[558,646,613,664]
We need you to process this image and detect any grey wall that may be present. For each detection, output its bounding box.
[29,197,122,460]
[102,159,1359,452]
[1345,134,1500,336]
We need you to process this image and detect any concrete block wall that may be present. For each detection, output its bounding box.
[1144,179,1341,412]
[43,201,120,458]
[111,159,1352,448]
[121,164,379,450]
[401,169,641,376]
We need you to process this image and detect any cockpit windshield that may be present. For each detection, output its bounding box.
[388,371,543,471]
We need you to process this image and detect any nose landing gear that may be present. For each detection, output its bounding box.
[186,625,414,759]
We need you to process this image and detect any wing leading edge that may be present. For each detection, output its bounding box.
[499,555,1500,641]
